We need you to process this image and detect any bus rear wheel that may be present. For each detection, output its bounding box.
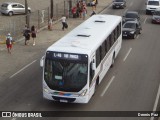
[111,54,115,68]
[93,78,99,96]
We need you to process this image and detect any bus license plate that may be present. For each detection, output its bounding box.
[60,99,68,103]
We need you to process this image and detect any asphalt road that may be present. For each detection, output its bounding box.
[1,0,160,120]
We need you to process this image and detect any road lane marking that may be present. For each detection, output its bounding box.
[10,60,37,79]
[124,9,128,14]
[100,76,115,97]
[109,3,112,8]
[144,17,148,24]
[0,48,5,51]
[123,48,132,62]
[129,2,133,7]
[150,84,160,120]
[12,118,16,120]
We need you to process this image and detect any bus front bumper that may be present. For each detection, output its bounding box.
[43,91,89,103]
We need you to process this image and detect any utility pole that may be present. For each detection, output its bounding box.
[50,0,54,19]
[25,0,29,27]
[68,0,72,18]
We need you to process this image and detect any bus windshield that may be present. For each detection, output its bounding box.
[44,59,88,92]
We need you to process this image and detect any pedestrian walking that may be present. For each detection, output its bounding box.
[77,1,83,18]
[23,26,31,45]
[48,17,53,30]
[91,0,97,11]
[72,6,77,18]
[82,3,87,20]
[60,15,68,31]
[6,33,13,54]
[31,25,37,46]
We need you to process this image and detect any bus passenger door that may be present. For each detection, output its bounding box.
[89,56,96,99]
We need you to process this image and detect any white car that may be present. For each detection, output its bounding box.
[0,2,31,16]
[146,0,160,14]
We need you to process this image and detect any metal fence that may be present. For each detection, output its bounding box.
[0,15,26,41]
[0,0,78,42]
[29,7,49,29]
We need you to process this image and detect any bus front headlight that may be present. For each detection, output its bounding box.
[44,87,50,94]
[80,89,87,96]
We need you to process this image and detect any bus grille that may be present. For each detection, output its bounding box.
[52,96,76,103]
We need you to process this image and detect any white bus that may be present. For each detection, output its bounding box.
[40,14,122,103]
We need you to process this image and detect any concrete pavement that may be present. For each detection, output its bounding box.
[0,0,112,81]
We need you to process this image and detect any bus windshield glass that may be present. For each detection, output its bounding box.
[44,52,88,92]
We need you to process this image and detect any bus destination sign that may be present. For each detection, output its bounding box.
[53,52,81,60]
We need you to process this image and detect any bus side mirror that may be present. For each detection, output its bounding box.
[92,62,96,70]
[40,56,44,67]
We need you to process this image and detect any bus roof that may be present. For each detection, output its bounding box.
[47,14,122,55]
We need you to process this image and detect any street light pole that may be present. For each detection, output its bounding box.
[25,0,29,27]
[50,0,54,19]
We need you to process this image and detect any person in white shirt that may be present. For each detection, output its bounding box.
[61,15,67,30]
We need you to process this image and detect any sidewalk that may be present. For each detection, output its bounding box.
[0,0,112,81]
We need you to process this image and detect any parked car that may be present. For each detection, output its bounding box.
[112,0,126,9]
[0,2,31,16]
[123,11,140,24]
[152,8,160,23]
[122,20,142,39]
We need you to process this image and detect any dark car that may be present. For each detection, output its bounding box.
[152,9,160,24]
[123,11,140,24]
[112,0,126,9]
[122,20,142,39]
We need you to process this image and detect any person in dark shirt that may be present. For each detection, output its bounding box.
[23,26,31,45]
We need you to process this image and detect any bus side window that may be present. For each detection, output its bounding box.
[105,37,110,53]
[96,47,101,67]
[102,41,106,59]
[109,34,112,47]
[119,22,121,35]
[114,27,117,41]
[117,25,120,38]
[111,32,115,45]
[90,61,95,85]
